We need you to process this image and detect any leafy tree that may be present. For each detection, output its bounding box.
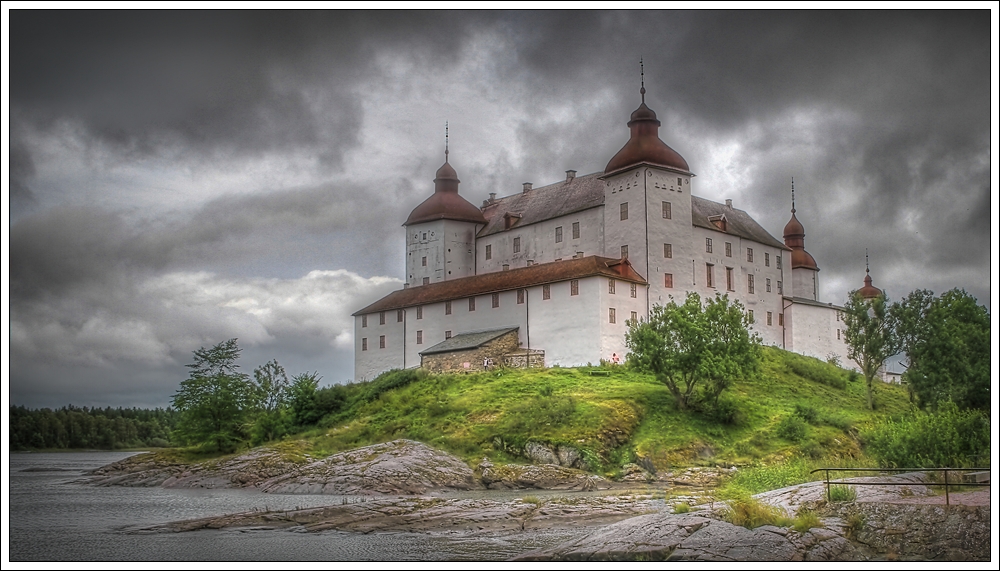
[287,372,323,426]
[248,359,291,444]
[893,289,989,410]
[626,292,762,411]
[171,339,253,452]
[842,292,899,411]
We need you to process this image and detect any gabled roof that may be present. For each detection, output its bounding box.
[353,255,646,315]
[691,196,789,251]
[419,327,518,356]
[478,172,605,237]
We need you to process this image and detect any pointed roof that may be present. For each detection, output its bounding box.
[782,180,819,270]
[404,148,487,226]
[603,85,690,177]
[858,273,883,299]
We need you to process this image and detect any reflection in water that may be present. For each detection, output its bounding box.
[8,452,587,561]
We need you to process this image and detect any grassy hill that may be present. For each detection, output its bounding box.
[286,346,912,475]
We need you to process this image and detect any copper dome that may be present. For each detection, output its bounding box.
[782,210,819,270]
[604,90,690,176]
[858,273,883,299]
[404,157,487,227]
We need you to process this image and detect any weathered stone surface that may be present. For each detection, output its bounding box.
[523,441,559,465]
[480,462,611,491]
[258,439,482,495]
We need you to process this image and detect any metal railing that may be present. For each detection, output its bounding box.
[808,467,991,507]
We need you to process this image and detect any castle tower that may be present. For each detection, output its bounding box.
[783,179,820,301]
[857,251,883,300]
[404,131,486,286]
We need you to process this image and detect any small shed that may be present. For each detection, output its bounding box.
[419,327,520,373]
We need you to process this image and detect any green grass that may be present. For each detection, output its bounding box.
[180,347,914,476]
[829,484,857,502]
[719,494,793,529]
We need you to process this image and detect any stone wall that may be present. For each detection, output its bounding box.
[421,330,521,373]
[503,349,545,369]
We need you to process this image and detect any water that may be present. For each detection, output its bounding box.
[6,452,585,562]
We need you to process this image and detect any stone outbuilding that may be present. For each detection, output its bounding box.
[419,327,522,373]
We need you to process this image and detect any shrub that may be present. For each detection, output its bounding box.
[673,502,691,514]
[521,496,542,506]
[847,370,860,383]
[828,484,857,502]
[845,512,865,539]
[793,404,819,424]
[706,395,746,426]
[719,495,792,529]
[792,508,822,533]
[776,415,808,442]
[861,402,990,468]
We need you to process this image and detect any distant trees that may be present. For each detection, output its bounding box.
[8,405,178,450]
[892,289,989,411]
[626,292,762,411]
[842,291,899,411]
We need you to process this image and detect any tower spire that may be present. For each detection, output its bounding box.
[444,121,449,162]
[640,57,646,103]
[866,249,870,275]
[791,177,796,213]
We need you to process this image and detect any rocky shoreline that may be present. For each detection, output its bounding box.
[85,440,991,561]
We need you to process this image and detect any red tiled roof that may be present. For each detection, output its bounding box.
[353,255,647,315]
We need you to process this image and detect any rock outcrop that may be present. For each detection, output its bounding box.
[479,458,611,491]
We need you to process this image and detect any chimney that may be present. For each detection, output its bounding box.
[404,283,410,289]
[522,182,532,193]
[489,192,496,202]
[502,263,510,271]
[565,170,576,182]
[577,251,584,258]
[725,199,733,209]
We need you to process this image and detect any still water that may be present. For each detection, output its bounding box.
[7,452,583,562]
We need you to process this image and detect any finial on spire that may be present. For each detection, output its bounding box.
[866,249,870,275]
[444,121,449,161]
[791,177,796,213]
[639,57,646,103]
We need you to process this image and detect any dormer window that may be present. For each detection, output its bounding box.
[504,212,521,230]
[709,214,727,232]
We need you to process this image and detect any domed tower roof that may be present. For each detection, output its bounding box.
[858,252,883,299]
[782,179,819,271]
[404,143,487,227]
[604,75,690,176]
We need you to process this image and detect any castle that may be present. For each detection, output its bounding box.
[352,84,879,381]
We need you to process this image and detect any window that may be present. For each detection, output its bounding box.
[747,248,754,263]
[362,315,368,328]
[779,313,784,326]
[706,264,714,288]
[469,297,476,311]
[555,226,563,243]
[664,243,672,258]
[362,338,368,351]
[379,311,386,325]
[445,330,452,339]
[677,177,683,186]
[664,273,673,288]
[609,307,616,324]
[416,306,423,319]
[620,202,628,220]
[836,312,841,322]
[748,310,754,324]
[706,238,713,253]
[517,289,525,304]
[662,201,672,219]
[765,252,770,267]
[422,277,429,285]
[492,293,500,308]
[379,335,386,349]
[630,283,637,298]
[485,244,492,260]
[631,311,638,323]
[445,301,452,315]
[543,284,551,300]
[766,278,771,293]
[609,278,616,294]
[725,242,732,257]
[837,329,841,340]
[767,311,773,326]
[748,274,755,294]
[421,256,427,267]
[621,245,628,258]
[572,221,580,239]
[513,237,521,253]
[726,267,734,291]
[777,281,783,295]
[416,330,423,344]
[422,232,427,240]
[397,309,403,322]
[570,280,579,296]
[777,255,782,270]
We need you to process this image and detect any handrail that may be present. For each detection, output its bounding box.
[808,467,991,507]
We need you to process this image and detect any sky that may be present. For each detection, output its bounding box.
[4,9,996,409]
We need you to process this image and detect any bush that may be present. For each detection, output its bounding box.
[793,404,819,424]
[673,502,691,514]
[776,415,808,442]
[829,484,857,502]
[704,395,746,426]
[861,402,990,468]
[719,495,792,529]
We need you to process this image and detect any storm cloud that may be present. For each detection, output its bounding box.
[6,10,992,408]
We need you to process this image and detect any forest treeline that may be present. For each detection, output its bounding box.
[9,405,179,450]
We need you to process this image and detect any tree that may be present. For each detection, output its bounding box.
[626,292,762,411]
[842,292,899,411]
[893,289,989,411]
[287,372,323,426]
[171,339,253,452]
[249,359,291,443]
